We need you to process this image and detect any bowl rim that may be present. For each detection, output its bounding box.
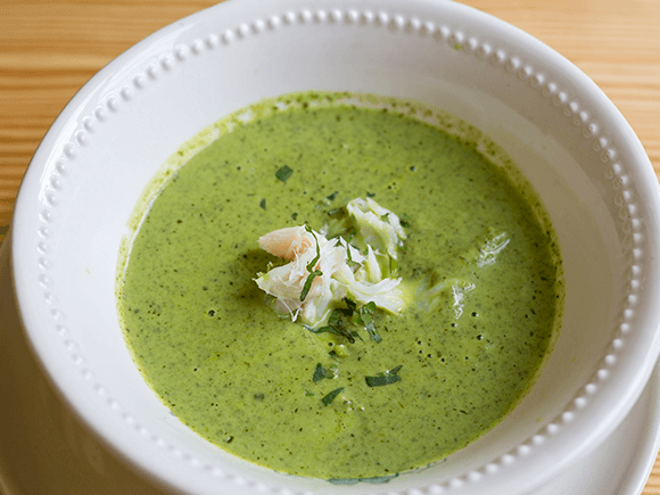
[10,0,660,494]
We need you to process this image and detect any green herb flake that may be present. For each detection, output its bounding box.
[327,208,342,216]
[275,165,294,182]
[259,198,267,210]
[300,269,322,301]
[304,225,322,272]
[365,365,402,387]
[328,308,356,343]
[326,191,339,201]
[344,242,355,265]
[389,256,399,276]
[328,308,342,325]
[400,213,412,228]
[305,324,342,337]
[313,363,328,382]
[321,387,344,406]
[343,297,357,313]
[357,301,381,343]
[307,298,367,344]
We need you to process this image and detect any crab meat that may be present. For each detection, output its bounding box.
[346,197,406,260]
[258,226,314,261]
[255,204,410,328]
[255,226,346,325]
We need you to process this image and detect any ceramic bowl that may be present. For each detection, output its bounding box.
[11,0,660,494]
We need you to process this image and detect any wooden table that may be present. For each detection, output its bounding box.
[1,0,659,492]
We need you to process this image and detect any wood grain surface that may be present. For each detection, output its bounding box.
[1,0,659,492]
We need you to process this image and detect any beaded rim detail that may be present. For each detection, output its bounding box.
[32,7,643,495]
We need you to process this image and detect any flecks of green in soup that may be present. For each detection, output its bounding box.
[118,94,563,480]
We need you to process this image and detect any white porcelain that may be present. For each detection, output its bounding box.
[0,236,171,495]
[10,1,660,494]
[2,236,660,495]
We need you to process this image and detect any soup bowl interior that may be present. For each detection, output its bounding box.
[11,0,660,494]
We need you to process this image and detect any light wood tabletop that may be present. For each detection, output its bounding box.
[1,0,659,493]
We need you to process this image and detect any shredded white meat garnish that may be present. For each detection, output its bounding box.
[254,198,410,328]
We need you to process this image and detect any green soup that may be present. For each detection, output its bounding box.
[118,93,563,481]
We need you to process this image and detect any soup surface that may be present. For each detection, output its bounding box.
[118,93,563,481]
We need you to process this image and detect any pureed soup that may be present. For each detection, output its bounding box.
[117,92,564,482]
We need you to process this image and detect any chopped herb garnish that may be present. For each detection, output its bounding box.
[275,165,293,182]
[329,310,353,342]
[329,307,344,323]
[300,269,322,301]
[304,390,314,396]
[400,213,412,228]
[365,365,402,387]
[259,198,266,210]
[321,387,344,406]
[344,241,356,265]
[389,364,402,374]
[313,363,328,382]
[343,297,357,313]
[306,298,373,344]
[389,256,398,276]
[327,208,342,216]
[326,191,339,201]
[291,212,298,221]
[305,324,342,337]
[304,225,321,272]
[327,306,361,343]
[305,308,360,344]
[366,191,376,197]
[356,301,381,343]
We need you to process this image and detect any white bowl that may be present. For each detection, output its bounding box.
[11,0,660,494]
